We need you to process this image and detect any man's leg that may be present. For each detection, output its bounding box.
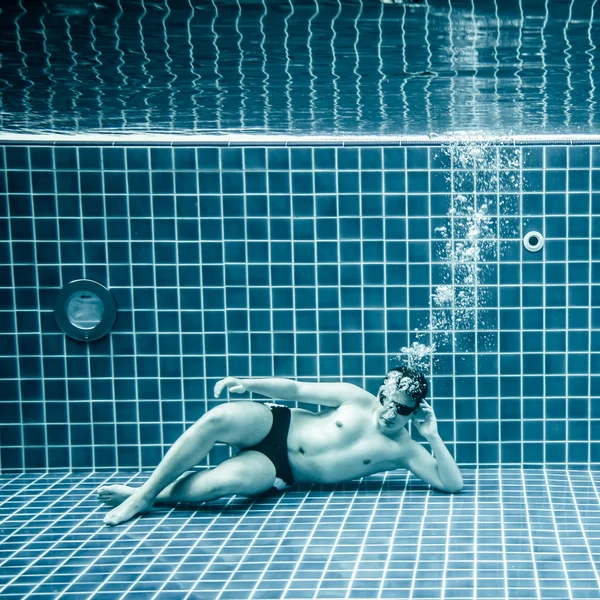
[99,401,274,526]
[98,450,276,508]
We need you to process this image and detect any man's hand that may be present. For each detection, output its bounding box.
[214,377,248,398]
[410,399,438,439]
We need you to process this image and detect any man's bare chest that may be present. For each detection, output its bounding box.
[290,404,406,461]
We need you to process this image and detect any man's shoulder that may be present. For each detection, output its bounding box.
[339,384,377,407]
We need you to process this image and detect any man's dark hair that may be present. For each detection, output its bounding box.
[381,365,428,406]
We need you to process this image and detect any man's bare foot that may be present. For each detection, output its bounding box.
[102,491,154,526]
[97,484,135,507]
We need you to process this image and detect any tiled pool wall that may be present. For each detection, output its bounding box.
[1,141,599,472]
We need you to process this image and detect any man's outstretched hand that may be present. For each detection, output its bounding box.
[214,377,248,398]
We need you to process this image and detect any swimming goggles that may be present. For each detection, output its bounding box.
[379,394,419,416]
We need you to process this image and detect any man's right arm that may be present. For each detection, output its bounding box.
[214,377,298,401]
[214,377,370,408]
[244,378,299,400]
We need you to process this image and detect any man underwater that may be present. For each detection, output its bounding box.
[98,366,463,526]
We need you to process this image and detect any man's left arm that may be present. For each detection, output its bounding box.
[423,433,464,493]
[400,400,463,494]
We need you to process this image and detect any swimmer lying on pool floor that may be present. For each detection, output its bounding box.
[98,367,463,526]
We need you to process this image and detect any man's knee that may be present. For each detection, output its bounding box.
[199,402,272,446]
[199,405,237,434]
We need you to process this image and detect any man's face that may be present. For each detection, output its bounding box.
[376,385,418,431]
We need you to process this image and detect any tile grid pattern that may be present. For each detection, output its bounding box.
[0,470,600,599]
[1,143,600,470]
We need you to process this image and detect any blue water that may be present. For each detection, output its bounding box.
[1,0,599,135]
[4,3,600,599]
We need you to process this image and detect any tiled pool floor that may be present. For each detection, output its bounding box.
[0,469,599,600]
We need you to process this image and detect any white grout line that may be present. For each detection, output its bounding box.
[312,479,366,598]
[343,472,386,599]
[213,492,288,600]
[160,495,240,600]
[53,480,181,599]
[520,468,542,600]
[0,471,75,532]
[247,488,313,600]
[498,467,509,600]
[541,468,574,600]
[376,470,411,599]
[120,496,236,599]
[279,488,335,599]
[564,470,600,588]
[1,472,110,594]
[407,483,432,600]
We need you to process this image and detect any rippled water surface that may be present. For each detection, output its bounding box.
[1,0,599,135]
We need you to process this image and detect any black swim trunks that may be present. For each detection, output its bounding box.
[244,402,294,490]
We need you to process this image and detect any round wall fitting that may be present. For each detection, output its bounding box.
[54,280,117,341]
[523,231,544,252]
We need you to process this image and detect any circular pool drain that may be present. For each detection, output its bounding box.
[523,231,544,252]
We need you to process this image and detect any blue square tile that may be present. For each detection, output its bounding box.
[220,195,244,217]
[105,171,127,194]
[269,172,290,193]
[174,147,197,170]
[430,148,450,169]
[523,146,543,168]
[292,172,314,194]
[360,147,382,169]
[314,147,336,169]
[360,171,382,193]
[523,170,543,191]
[199,172,221,194]
[268,148,290,170]
[5,146,29,169]
[126,147,149,170]
[152,171,174,193]
[361,194,382,216]
[315,171,337,193]
[337,147,359,170]
[55,147,78,169]
[198,147,220,169]
[406,147,428,169]
[338,171,359,193]
[546,146,567,168]
[8,171,31,193]
[103,147,126,170]
[150,147,173,170]
[245,172,267,194]
[127,171,150,194]
[569,146,590,168]
[430,171,450,193]
[291,148,313,169]
[568,170,590,192]
[176,171,198,194]
[241,147,265,170]
[221,148,243,170]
